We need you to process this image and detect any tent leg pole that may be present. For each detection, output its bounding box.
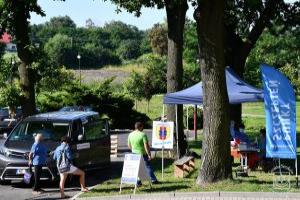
[186,106,189,140]
[176,105,179,159]
[162,104,165,122]
[194,105,197,140]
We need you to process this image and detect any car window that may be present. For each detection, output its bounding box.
[9,121,70,141]
[84,118,105,140]
[71,120,83,142]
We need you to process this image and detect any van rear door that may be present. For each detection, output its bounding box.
[70,119,91,169]
[82,116,110,168]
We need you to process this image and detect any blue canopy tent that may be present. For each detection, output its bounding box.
[164,67,264,105]
[162,67,264,156]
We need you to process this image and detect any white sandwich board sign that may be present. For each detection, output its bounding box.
[120,154,151,194]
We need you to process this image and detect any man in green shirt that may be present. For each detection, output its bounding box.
[128,122,158,184]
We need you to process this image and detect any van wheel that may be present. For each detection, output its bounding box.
[0,180,11,185]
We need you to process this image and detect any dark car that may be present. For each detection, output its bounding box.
[0,107,22,121]
[0,107,41,135]
[59,106,93,112]
[0,111,111,183]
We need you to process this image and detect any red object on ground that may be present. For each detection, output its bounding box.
[248,152,259,170]
[0,32,12,44]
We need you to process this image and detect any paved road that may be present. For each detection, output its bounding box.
[0,130,132,200]
[0,129,178,200]
[0,159,123,200]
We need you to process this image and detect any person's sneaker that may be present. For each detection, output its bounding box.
[38,189,46,193]
[151,180,160,184]
[32,191,41,195]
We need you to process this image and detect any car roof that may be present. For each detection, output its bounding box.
[24,111,99,122]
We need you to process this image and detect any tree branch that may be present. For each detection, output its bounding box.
[243,0,280,55]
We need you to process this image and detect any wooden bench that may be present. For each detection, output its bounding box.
[110,135,118,158]
[174,156,195,178]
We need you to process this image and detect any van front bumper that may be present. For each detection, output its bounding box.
[0,154,56,181]
[0,165,56,181]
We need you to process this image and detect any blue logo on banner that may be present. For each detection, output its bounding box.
[261,64,296,159]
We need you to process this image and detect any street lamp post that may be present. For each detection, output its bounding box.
[10,57,15,87]
[77,54,81,86]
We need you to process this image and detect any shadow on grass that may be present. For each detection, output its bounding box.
[240,179,273,184]
[90,184,190,195]
[142,184,189,193]
[188,140,202,150]
[152,158,174,171]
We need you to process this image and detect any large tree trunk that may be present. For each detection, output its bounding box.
[165,0,188,158]
[194,0,232,184]
[13,1,36,117]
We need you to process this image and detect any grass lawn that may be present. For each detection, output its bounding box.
[81,137,300,198]
[80,96,300,198]
[136,95,300,137]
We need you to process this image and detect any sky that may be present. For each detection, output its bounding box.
[30,0,195,30]
[30,0,296,30]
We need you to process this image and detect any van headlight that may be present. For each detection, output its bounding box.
[0,147,10,157]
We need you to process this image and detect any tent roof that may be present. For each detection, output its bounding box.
[163,67,264,105]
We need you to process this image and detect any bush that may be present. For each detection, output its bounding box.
[81,43,121,68]
[0,85,22,108]
[37,79,150,129]
[117,39,141,60]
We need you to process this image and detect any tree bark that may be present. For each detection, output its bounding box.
[13,1,36,117]
[165,0,188,158]
[194,0,232,184]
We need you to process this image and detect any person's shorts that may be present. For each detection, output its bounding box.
[61,164,78,174]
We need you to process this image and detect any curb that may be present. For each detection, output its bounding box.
[74,191,300,200]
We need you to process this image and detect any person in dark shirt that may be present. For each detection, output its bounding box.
[29,133,47,195]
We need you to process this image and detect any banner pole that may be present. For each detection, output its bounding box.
[176,105,179,159]
[161,104,165,180]
[162,141,164,180]
[279,158,282,182]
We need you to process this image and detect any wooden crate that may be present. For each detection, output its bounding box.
[110,135,118,158]
[174,156,195,178]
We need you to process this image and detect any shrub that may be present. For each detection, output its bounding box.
[37,79,150,129]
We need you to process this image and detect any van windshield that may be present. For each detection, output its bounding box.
[8,121,70,141]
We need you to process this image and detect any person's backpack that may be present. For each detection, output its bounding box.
[57,145,71,173]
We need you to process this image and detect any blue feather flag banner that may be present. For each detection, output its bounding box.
[261,64,296,159]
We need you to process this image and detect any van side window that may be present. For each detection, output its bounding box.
[72,120,83,141]
[84,119,105,140]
